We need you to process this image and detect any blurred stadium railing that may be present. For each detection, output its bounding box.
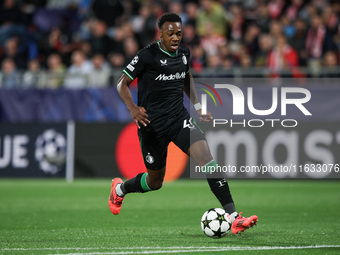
[0,67,340,89]
[0,68,339,180]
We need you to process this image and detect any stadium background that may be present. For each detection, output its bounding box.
[0,1,340,255]
[0,0,339,180]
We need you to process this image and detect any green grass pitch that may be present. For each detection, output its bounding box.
[0,179,339,255]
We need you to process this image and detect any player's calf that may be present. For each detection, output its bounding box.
[147,180,163,190]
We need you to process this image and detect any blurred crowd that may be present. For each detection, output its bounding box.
[0,0,339,89]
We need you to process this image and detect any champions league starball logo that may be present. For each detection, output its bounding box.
[35,129,67,174]
[130,56,139,65]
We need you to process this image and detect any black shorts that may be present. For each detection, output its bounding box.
[138,114,206,170]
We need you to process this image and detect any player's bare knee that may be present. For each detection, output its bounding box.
[149,180,163,190]
[198,155,213,167]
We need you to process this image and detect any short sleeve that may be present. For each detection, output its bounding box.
[123,50,147,80]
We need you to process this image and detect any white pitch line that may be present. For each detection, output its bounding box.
[45,245,340,255]
[1,247,206,251]
[2,245,340,255]
[1,248,105,251]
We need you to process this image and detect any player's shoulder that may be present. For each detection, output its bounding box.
[178,44,190,56]
[137,42,158,59]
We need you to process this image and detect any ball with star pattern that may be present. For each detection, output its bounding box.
[201,208,231,238]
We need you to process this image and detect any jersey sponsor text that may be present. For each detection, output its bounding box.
[155,72,186,81]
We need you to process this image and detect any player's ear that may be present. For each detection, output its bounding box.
[158,25,164,39]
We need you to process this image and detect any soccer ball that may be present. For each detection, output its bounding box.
[201,208,231,238]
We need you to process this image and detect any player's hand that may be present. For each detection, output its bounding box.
[130,106,150,129]
[197,109,213,122]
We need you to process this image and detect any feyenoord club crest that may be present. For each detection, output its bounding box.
[182,55,187,65]
[145,153,154,164]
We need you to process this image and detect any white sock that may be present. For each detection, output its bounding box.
[115,183,125,197]
[229,212,238,223]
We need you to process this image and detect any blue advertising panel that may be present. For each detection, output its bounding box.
[0,123,69,178]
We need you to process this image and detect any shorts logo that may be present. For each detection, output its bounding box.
[127,64,135,72]
[130,56,139,65]
[182,55,187,65]
[183,117,196,130]
[145,153,154,164]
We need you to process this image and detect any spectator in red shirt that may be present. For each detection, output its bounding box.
[267,33,302,78]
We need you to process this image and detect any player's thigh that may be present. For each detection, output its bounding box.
[173,116,212,165]
[139,132,168,171]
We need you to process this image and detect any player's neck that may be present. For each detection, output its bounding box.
[157,41,178,57]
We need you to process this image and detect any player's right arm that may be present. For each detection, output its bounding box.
[117,74,150,129]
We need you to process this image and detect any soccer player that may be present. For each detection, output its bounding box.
[109,13,258,234]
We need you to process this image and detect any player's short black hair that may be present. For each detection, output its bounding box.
[158,13,182,29]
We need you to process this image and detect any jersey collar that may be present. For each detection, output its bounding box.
[157,41,178,57]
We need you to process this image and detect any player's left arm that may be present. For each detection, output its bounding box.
[184,71,213,122]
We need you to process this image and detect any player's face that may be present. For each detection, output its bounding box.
[159,22,182,53]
